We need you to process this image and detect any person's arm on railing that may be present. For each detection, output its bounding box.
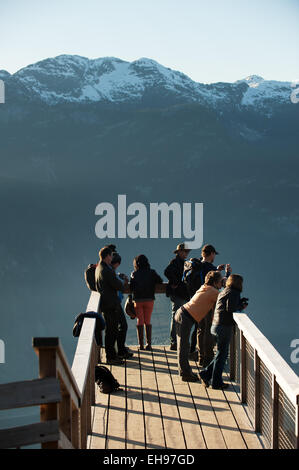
[226,290,248,314]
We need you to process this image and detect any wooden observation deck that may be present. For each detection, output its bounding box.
[0,288,299,449]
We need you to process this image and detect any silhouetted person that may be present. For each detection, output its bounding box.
[164,243,191,351]
[110,252,133,359]
[95,246,125,365]
[200,274,248,389]
[197,244,231,367]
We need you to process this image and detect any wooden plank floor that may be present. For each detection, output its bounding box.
[88,346,264,449]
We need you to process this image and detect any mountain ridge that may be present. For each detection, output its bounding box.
[1,54,294,111]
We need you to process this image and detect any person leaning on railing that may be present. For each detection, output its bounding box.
[199,274,248,389]
[175,270,223,382]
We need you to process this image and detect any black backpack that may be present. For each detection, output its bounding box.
[84,263,97,291]
[182,258,204,297]
[73,313,84,337]
[95,365,122,394]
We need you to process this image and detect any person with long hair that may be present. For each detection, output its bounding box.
[199,274,248,389]
[130,254,163,350]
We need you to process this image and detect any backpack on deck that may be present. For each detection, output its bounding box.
[95,365,122,394]
[182,257,204,297]
[84,263,97,291]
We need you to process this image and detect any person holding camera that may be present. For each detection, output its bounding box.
[199,274,248,389]
[197,244,232,367]
[164,243,191,351]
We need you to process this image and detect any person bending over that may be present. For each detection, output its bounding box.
[175,270,223,382]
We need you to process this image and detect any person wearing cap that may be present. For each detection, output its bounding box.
[164,243,191,351]
[175,270,223,382]
[197,244,232,367]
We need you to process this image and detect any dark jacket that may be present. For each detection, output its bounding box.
[95,261,125,311]
[130,267,163,301]
[164,255,189,301]
[200,261,218,280]
[212,287,243,327]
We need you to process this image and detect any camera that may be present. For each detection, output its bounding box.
[240,297,249,307]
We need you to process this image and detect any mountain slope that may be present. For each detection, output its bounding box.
[1,55,294,112]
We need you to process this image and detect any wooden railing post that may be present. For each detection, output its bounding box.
[33,338,81,449]
[296,396,299,449]
[229,325,236,381]
[34,341,59,449]
[72,403,80,448]
[59,390,72,443]
[254,349,261,433]
[240,332,247,403]
[271,375,279,449]
[80,394,88,449]
[91,340,96,405]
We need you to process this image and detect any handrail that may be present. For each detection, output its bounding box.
[2,284,298,449]
[233,314,299,404]
[0,291,101,449]
[230,313,299,449]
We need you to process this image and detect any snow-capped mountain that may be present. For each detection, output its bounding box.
[2,55,294,110]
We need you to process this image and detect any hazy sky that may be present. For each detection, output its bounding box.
[1,0,298,83]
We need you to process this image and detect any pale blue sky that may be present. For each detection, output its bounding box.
[1,0,298,83]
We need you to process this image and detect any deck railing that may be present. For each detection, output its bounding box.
[0,291,101,449]
[1,285,299,449]
[229,313,299,449]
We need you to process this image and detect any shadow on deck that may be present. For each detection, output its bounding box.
[89,346,265,449]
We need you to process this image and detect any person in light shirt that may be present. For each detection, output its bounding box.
[175,270,223,382]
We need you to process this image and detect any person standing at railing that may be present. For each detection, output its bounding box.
[129,254,163,351]
[175,270,223,382]
[95,246,126,365]
[164,243,191,351]
[199,274,248,389]
[110,252,134,360]
[197,244,232,367]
